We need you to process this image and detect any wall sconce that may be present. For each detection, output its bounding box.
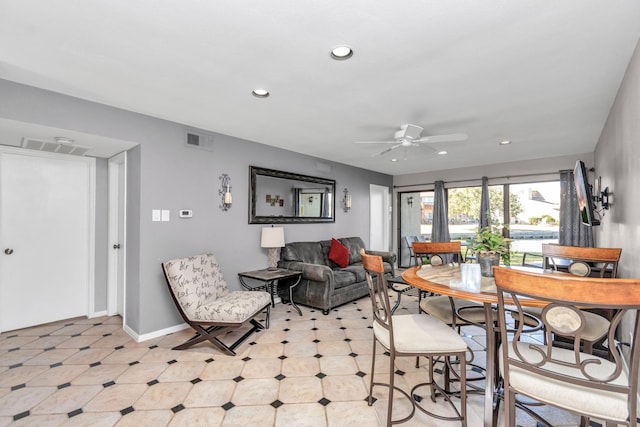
[261,226,285,270]
[594,176,610,210]
[342,188,351,212]
[219,173,232,211]
[407,196,414,207]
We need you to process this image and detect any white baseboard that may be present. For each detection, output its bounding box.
[123,322,190,343]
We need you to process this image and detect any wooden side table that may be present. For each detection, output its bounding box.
[238,268,303,316]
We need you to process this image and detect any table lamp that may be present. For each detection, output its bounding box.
[261,226,285,270]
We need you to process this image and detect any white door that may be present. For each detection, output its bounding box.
[108,152,126,317]
[0,146,95,332]
[369,184,390,251]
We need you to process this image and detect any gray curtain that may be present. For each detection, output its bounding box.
[559,170,594,247]
[432,181,452,262]
[479,176,490,229]
[432,180,451,242]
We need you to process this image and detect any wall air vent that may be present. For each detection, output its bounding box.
[21,138,90,156]
[184,130,214,152]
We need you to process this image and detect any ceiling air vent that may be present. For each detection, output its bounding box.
[21,138,90,156]
[184,130,214,151]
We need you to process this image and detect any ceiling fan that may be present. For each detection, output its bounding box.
[354,124,468,156]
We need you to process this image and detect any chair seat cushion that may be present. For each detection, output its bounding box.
[421,296,490,325]
[500,340,629,422]
[373,314,467,354]
[189,291,271,323]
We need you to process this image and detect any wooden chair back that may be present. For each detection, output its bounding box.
[541,244,621,277]
[411,241,462,266]
[494,266,640,426]
[360,249,393,338]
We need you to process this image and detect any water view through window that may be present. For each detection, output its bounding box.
[399,181,559,266]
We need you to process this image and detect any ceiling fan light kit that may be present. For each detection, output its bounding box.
[394,124,423,140]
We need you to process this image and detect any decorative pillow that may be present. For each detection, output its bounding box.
[328,238,350,268]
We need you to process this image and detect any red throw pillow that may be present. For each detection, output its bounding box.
[328,238,350,268]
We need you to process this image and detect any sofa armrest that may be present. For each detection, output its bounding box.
[364,250,397,276]
[277,260,333,283]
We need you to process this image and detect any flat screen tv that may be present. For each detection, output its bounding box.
[574,160,600,226]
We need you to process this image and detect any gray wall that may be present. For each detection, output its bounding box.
[0,79,392,336]
[594,38,640,279]
[593,39,640,348]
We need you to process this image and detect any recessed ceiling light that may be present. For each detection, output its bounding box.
[438,150,447,155]
[252,89,270,98]
[330,46,353,60]
[499,140,511,145]
[390,158,398,162]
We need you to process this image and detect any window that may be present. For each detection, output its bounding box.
[507,182,559,265]
[398,180,560,267]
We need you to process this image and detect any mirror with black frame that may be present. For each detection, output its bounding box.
[249,166,336,224]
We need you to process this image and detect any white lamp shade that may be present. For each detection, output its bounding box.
[261,227,285,248]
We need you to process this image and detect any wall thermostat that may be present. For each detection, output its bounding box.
[179,210,193,218]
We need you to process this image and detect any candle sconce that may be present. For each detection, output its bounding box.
[219,173,232,211]
[342,188,351,213]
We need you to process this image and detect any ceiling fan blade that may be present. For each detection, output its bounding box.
[377,144,402,156]
[354,140,397,144]
[415,133,468,144]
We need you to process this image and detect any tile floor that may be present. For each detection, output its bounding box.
[0,292,587,426]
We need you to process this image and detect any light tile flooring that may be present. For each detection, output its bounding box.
[0,292,586,426]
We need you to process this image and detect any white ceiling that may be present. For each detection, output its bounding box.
[1,1,639,175]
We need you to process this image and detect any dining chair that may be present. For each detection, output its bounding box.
[518,244,623,354]
[494,266,640,427]
[412,242,487,328]
[360,249,467,426]
[161,253,271,355]
[412,241,494,390]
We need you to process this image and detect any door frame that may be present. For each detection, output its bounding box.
[107,152,127,319]
[369,184,391,252]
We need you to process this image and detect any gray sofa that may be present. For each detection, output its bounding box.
[277,236,396,314]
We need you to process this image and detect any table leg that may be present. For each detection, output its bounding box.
[268,281,276,307]
[287,276,303,316]
[483,302,499,427]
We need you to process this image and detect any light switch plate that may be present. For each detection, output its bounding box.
[161,210,170,222]
[152,210,161,222]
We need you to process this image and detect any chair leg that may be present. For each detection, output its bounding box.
[174,325,237,355]
[459,354,467,427]
[387,349,395,427]
[505,387,516,427]
[173,309,269,356]
[368,339,377,406]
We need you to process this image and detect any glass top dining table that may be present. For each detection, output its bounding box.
[402,264,550,427]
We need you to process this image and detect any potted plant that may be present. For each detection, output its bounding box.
[471,226,511,276]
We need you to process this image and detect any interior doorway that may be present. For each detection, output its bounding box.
[369,184,390,252]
